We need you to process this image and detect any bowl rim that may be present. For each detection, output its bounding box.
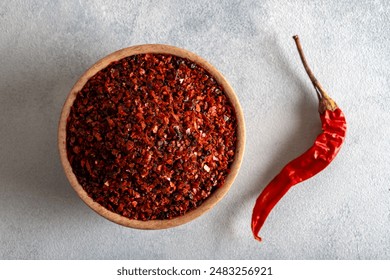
[58,44,246,229]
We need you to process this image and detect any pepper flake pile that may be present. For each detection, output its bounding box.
[67,54,237,220]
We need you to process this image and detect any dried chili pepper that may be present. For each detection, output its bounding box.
[251,35,347,241]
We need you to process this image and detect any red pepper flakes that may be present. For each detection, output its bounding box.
[66,53,237,220]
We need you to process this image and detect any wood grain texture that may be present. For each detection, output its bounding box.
[58,44,245,229]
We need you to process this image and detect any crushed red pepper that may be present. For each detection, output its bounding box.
[66,53,237,220]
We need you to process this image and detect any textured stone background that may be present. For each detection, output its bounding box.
[1,0,389,259]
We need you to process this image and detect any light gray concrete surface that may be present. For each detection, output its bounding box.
[1,0,390,259]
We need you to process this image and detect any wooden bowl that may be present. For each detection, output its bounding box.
[58,44,245,229]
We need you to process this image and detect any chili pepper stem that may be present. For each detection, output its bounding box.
[293,35,338,112]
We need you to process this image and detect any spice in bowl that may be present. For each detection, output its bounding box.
[66,53,238,221]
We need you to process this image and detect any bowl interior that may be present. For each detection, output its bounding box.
[58,44,245,229]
